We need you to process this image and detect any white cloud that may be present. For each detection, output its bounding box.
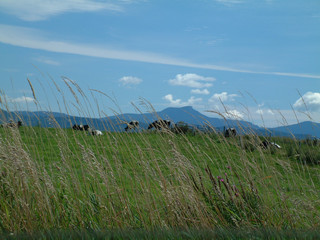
[0,0,122,21]
[169,73,215,88]
[267,109,275,115]
[225,109,244,119]
[207,104,319,128]
[8,96,35,103]
[293,92,320,112]
[256,109,264,115]
[255,108,275,115]
[163,94,202,107]
[119,76,142,86]
[209,92,238,102]
[191,89,210,95]
[163,94,182,105]
[0,24,320,79]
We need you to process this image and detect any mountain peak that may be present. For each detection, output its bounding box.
[161,106,196,114]
[158,106,213,125]
[180,106,194,110]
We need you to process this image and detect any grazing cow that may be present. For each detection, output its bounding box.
[73,124,83,130]
[148,120,171,130]
[72,124,89,131]
[224,127,237,138]
[125,121,139,132]
[88,128,103,136]
[261,140,281,149]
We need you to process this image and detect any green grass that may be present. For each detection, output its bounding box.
[0,124,319,236]
[0,77,319,237]
[2,228,320,240]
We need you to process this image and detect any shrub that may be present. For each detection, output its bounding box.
[173,121,193,135]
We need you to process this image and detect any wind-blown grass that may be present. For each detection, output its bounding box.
[0,80,319,238]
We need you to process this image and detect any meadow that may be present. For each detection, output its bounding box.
[0,82,319,239]
[0,121,319,238]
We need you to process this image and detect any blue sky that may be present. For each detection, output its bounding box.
[0,0,319,127]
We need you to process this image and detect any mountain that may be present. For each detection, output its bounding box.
[269,121,320,139]
[114,106,259,130]
[1,107,319,138]
[1,106,257,132]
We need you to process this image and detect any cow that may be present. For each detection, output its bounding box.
[83,125,90,131]
[72,124,89,131]
[261,140,281,149]
[148,120,171,130]
[224,127,237,138]
[125,121,139,132]
[72,124,83,130]
[88,128,103,136]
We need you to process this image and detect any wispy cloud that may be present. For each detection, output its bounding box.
[169,74,215,88]
[35,57,60,66]
[1,24,320,79]
[0,0,123,21]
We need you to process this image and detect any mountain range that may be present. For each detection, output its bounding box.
[1,106,319,139]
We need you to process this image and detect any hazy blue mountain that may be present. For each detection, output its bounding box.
[1,107,319,138]
[113,106,259,130]
[269,121,320,139]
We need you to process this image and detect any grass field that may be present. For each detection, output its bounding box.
[0,122,319,238]
[0,80,319,238]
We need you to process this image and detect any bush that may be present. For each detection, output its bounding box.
[173,121,193,135]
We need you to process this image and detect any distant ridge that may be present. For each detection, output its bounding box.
[269,121,320,139]
[1,107,319,138]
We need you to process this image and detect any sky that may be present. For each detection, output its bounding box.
[0,0,319,127]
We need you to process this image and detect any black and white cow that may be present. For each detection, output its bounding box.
[224,128,237,138]
[261,140,281,149]
[88,128,103,136]
[125,121,139,132]
[72,124,82,130]
[148,120,171,130]
[72,124,89,131]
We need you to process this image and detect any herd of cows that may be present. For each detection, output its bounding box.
[72,119,172,136]
[0,119,281,149]
[71,120,281,149]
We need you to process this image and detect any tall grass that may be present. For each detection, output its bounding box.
[0,79,319,237]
